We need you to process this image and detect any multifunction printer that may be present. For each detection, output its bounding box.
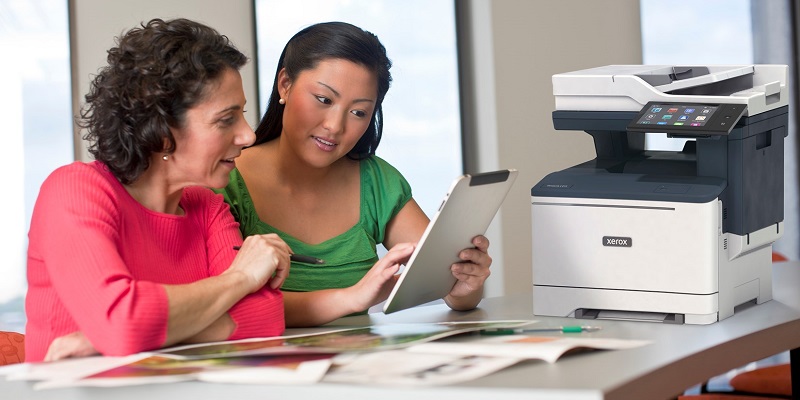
[532,65,787,324]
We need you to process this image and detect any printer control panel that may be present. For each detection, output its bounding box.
[627,101,746,136]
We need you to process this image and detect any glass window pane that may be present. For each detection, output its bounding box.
[640,0,753,151]
[641,0,752,64]
[254,0,463,218]
[0,0,73,333]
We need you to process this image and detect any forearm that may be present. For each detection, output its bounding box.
[283,289,362,328]
[181,314,236,344]
[162,271,251,346]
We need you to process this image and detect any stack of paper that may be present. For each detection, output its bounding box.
[1,320,650,389]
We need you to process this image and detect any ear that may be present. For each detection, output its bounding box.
[161,134,175,153]
[277,68,292,100]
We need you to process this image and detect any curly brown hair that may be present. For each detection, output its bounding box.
[79,18,247,184]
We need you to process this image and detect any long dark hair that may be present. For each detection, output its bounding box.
[79,18,247,184]
[254,21,392,160]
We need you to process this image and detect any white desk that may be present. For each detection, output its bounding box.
[5,262,800,400]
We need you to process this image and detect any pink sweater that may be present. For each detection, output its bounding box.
[25,161,284,362]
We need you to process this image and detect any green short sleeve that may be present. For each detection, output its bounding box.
[360,156,413,245]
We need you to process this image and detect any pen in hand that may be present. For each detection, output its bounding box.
[479,326,601,335]
[232,246,326,265]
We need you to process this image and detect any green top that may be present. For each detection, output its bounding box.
[217,155,412,293]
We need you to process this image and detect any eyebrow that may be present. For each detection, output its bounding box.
[318,81,375,104]
[214,104,244,116]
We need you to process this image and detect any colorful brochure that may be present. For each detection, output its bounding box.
[155,320,534,360]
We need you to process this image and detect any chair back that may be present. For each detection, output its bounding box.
[0,331,25,365]
[772,252,788,262]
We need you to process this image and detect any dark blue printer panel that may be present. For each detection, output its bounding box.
[531,160,726,204]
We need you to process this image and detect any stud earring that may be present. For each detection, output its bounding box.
[162,154,169,161]
[278,98,285,105]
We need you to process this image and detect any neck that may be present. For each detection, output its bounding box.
[123,160,184,215]
[272,137,348,187]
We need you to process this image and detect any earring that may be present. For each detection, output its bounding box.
[162,154,169,161]
[278,98,285,105]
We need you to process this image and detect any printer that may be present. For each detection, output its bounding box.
[531,65,787,324]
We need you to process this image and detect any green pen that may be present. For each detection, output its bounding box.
[479,326,601,335]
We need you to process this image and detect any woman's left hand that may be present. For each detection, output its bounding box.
[44,331,98,362]
[446,235,491,308]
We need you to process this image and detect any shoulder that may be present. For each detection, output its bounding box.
[33,161,125,227]
[46,160,110,181]
[183,186,228,214]
[40,161,119,199]
[361,155,407,184]
[358,157,413,243]
[360,156,412,212]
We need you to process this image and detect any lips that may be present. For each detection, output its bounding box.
[312,136,337,152]
[221,154,239,165]
[314,137,336,146]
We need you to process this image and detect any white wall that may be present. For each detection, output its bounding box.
[70,0,258,161]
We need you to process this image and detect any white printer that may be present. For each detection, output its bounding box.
[532,65,788,324]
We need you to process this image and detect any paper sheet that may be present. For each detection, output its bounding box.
[408,335,652,363]
[33,353,335,389]
[324,350,522,386]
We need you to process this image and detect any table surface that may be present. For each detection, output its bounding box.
[4,262,799,400]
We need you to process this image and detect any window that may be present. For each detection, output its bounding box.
[640,0,753,151]
[0,0,74,333]
[254,0,463,219]
[641,1,791,394]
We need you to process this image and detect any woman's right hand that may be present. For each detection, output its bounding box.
[347,242,415,312]
[44,331,98,362]
[225,234,292,292]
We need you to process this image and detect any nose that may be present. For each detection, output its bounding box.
[235,122,256,147]
[322,108,345,135]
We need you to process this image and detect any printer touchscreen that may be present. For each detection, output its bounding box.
[627,101,746,135]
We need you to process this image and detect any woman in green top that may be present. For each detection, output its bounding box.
[219,22,492,327]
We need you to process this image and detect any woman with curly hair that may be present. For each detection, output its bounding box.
[25,18,290,362]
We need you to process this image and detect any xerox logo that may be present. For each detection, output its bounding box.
[603,236,632,247]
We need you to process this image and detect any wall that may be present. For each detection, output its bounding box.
[70,0,258,161]
[474,0,644,295]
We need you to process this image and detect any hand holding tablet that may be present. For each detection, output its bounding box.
[383,169,518,314]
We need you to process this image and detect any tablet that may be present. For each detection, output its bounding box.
[382,169,518,314]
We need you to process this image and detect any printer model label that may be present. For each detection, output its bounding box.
[603,236,632,247]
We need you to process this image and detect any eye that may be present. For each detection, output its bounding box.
[217,110,245,127]
[218,113,241,127]
[351,110,368,118]
[315,95,332,105]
